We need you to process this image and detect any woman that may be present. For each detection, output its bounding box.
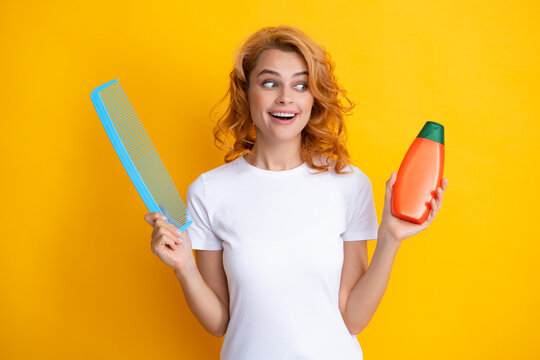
[145,25,448,359]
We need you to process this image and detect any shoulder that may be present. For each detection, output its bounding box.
[316,155,372,187]
[187,157,243,197]
[202,157,242,179]
[345,164,372,187]
[338,164,373,200]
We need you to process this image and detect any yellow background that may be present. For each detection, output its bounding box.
[1,0,538,359]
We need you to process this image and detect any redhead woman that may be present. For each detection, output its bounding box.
[144,25,448,359]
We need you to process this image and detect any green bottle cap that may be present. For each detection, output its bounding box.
[417,121,444,145]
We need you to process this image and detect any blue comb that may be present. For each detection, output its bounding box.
[91,79,193,231]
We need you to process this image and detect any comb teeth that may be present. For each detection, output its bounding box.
[100,82,154,159]
[93,80,192,231]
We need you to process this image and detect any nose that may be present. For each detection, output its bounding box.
[276,87,293,104]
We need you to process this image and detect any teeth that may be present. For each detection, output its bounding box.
[270,112,295,118]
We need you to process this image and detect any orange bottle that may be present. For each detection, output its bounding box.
[392,121,445,224]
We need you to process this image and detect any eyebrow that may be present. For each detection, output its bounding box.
[256,69,309,78]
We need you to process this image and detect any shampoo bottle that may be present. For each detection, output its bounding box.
[392,121,445,224]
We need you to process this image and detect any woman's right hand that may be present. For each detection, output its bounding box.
[144,212,195,272]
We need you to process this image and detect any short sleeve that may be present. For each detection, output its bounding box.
[341,174,379,241]
[185,175,223,250]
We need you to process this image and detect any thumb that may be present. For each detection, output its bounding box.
[388,171,397,185]
[385,171,397,194]
[384,172,397,207]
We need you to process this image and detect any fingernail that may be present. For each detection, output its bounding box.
[176,230,182,235]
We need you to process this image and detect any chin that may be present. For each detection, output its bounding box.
[269,131,303,143]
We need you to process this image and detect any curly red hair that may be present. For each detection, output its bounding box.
[212,25,355,174]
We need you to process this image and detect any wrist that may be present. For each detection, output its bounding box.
[173,259,198,278]
[377,226,402,250]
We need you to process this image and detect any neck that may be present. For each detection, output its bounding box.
[244,135,304,171]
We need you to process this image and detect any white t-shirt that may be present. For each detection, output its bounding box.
[186,155,379,360]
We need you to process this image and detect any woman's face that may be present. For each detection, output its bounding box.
[247,49,314,145]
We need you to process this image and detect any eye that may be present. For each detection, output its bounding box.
[294,83,308,91]
[262,80,277,88]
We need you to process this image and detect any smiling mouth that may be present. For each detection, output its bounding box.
[269,112,297,121]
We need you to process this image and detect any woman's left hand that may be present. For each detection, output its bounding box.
[378,171,448,244]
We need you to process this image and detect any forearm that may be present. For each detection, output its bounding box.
[174,263,229,337]
[343,231,401,334]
